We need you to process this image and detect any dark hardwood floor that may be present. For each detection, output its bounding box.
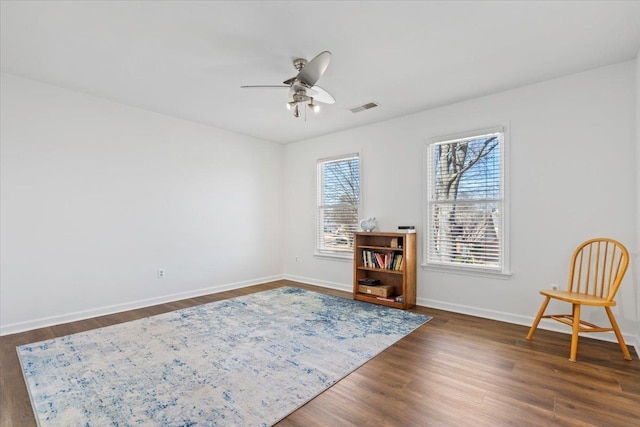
[1,280,639,426]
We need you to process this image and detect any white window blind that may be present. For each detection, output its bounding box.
[425,129,507,272]
[317,154,360,256]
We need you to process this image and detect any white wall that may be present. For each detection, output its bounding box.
[636,49,640,345]
[3,60,638,348]
[0,73,284,334]
[283,61,638,343]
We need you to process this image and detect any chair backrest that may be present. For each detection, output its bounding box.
[568,238,629,301]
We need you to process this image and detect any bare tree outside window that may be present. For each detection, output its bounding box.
[426,130,506,271]
[317,155,360,255]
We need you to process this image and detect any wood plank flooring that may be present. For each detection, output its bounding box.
[1,280,639,426]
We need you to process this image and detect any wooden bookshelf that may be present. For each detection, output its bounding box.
[353,232,416,309]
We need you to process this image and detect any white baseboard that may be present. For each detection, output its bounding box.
[282,280,640,357]
[419,296,640,357]
[417,296,532,326]
[282,274,352,293]
[0,275,284,336]
[5,275,638,360]
[281,279,640,355]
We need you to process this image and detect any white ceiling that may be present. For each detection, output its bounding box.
[2,1,640,144]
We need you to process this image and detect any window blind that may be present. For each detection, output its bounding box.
[317,154,360,255]
[426,131,505,270]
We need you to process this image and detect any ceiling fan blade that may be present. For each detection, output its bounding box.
[307,85,335,104]
[296,51,331,87]
[240,85,289,89]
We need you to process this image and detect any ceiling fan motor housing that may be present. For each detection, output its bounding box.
[292,90,309,103]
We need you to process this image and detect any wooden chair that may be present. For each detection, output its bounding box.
[526,238,631,362]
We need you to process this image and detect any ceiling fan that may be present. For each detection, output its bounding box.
[241,51,335,118]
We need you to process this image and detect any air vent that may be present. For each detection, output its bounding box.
[350,101,379,113]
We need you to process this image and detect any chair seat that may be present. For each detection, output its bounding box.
[539,289,616,307]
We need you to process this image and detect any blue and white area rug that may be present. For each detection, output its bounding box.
[18,287,431,426]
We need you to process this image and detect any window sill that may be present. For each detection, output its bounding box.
[421,263,512,279]
[314,252,353,262]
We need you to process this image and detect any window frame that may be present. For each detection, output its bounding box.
[315,153,361,260]
[422,125,510,277]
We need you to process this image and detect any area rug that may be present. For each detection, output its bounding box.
[17,286,431,426]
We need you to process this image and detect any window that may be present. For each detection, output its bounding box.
[424,127,508,274]
[317,154,360,257]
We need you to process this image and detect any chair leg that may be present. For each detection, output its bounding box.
[605,307,632,361]
[569,304,581,362]
[527,296,550,340]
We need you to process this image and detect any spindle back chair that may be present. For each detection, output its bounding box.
[526,238,631,362]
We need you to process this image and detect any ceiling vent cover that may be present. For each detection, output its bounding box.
[350,101,379,113]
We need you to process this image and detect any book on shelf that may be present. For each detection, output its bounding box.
[393,254,403,270]
[375,253,385,269]
[398,225,416,233]
[361,249,403,270]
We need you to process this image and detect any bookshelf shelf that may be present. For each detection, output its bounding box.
[356,266,404,275]
[358,245,404,251]
[353,232,416,309]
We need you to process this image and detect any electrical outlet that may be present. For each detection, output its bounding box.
[550,283,559,291]
[295,256,300,263]
[158,268,165,279]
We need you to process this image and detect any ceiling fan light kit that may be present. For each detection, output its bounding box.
[241,51,335,119]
